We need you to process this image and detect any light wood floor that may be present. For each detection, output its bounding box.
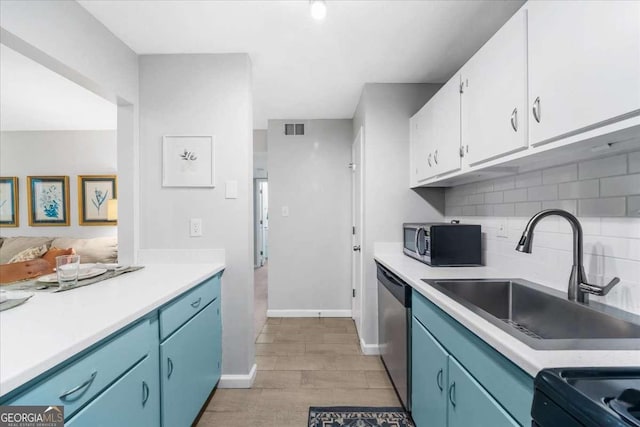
[197,317,400,426]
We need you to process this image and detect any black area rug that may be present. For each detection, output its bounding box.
[308,406,414,427]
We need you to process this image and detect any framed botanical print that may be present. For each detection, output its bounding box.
[27,176,70,226]
[78,175,117,226]
[0,177,19,227]
[162,135,215,187]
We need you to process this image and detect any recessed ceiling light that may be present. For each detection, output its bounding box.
[310,0,327,20]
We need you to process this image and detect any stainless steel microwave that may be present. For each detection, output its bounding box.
[403,222,482,266]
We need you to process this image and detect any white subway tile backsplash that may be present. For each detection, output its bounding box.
[600,174,640,197]
[558,180,599,199]
[444,150,640,314]
[515,201,542,217]
[579,154,627,180]
[484,191,503,204]
[492,176,515,191]
[542,164,578,184]
[628,196,640,217]
[467,193,484,205]
[493,203,515,217]
[542,200,577,215]
[503,188,527,203]
[579,198,626,217]
[515,171,542,188]
[630,151,640,174]
[527,184,558,201]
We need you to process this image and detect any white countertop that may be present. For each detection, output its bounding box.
[0,263,225,397]
[374,251,640,377]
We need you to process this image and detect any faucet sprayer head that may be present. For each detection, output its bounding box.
[515,231,533,253]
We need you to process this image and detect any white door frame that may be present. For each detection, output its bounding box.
[351,127,364,335]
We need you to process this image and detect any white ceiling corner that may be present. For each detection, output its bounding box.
[78,0,524,129]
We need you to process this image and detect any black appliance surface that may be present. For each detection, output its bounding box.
[533,367,640,427]
[403,222,481,267]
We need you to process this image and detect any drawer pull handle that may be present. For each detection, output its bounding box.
[167,357,174,379]
[436,368,444,392]
[510,107,518,132]
[59,371,97,400]
[142,381,150,406]
[191,297,202,308]
[533,96,541,123]
[448,382,456,407]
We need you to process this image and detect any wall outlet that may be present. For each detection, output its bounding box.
[281,206,289,217]
[497,221,508,238]
[190,218,203,237]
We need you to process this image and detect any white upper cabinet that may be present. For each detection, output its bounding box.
[461,9,528,165]
[410,74,462,186]
[527,1,640,146]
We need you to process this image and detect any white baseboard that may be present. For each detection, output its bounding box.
[217,363,256,389]
[267,309,352,318]
[359,338,381,356]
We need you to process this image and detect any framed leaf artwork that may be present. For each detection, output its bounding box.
[0,177,19,227]
[162,135,215,187]
[78,175,117,226]
[27,176,70,226]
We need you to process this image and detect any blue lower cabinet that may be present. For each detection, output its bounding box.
[412,317,448,427]
[447,357,518,427]
[160,299,220,427]
[65,354,160,427]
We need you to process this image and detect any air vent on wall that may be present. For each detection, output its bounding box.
[284,123,304,136]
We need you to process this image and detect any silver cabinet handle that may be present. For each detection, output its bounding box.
[436,368,444,392]
[434,149,439,164]
[191,297,202,308]
[59,371,97,400]
[510,107,518,132]
[142,381,149,406]
[533,97,541,123]
[427,153,432,167]
[167,357,174,379]
[448,382,456,407]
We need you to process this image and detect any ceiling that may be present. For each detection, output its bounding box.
[0,44,117,131]
[79,0,524,129]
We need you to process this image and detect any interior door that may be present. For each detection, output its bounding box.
[351,127,364,336]
[259,180,269,264]
[528,1,640,145]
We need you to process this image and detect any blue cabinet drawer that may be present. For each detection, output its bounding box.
[65,353,160,427]
[160,274,220,340]
[8,318,152,419]
[412,289,533,426]
[161,299,220,427]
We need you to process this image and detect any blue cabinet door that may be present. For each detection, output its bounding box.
[65,354,160,427]
[160,300,219,427]
[412,317,448,427]
[447,357,519,427]
[212,298,222,382]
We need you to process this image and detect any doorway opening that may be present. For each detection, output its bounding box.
[254,178,269,339]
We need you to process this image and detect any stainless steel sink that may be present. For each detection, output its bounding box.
[421,278,640,350]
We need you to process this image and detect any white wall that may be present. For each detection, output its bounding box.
[353,84,446,348]
[1,0,139,265]
[268,119,353,315]
[139,54,255,379]
[0,130,117,238]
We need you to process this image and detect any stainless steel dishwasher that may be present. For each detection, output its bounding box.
[377,262,411,411]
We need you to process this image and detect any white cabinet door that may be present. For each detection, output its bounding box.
[462,9,528,165]
[430,74,462,178]
[528,1,640,145]
[410,106,428,186]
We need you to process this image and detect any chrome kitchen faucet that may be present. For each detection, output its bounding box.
[515,209,620,304]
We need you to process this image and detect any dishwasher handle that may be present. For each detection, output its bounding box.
[376,262,411,307]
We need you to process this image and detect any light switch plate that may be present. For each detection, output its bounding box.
[281,206,289,217]
[225,180,238,199]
